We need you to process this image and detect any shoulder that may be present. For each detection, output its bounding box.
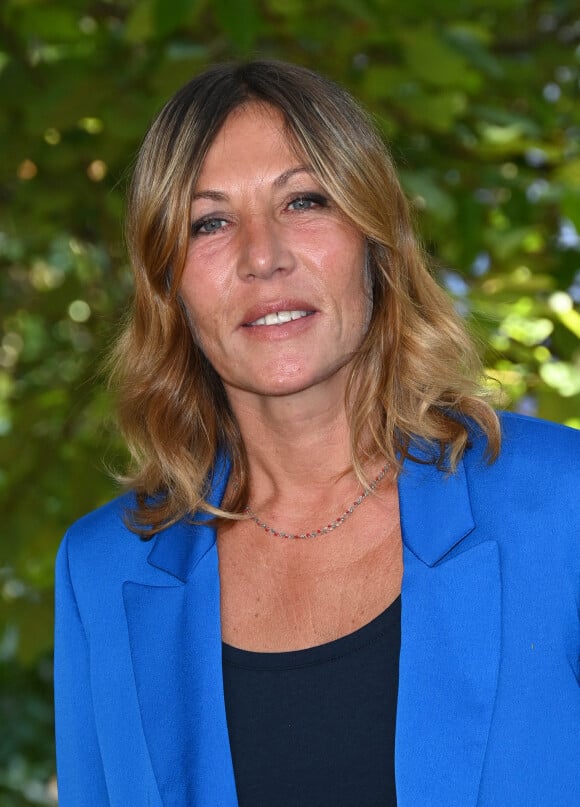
[465,412,579,516]
[470,411,579,472]
[62,491,136,549]
[57,491,152,587]
[498,410,580,454]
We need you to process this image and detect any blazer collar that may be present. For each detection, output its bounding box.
[398,447,476,566]
[146,453,230,582]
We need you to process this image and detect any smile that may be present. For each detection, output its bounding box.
[246,310,313,326]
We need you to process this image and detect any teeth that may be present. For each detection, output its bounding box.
[274,311,292,323]
[250,310,310,326]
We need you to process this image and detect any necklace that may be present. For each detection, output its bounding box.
[245,463,389,540]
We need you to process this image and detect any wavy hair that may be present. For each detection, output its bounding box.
[110,60,500,534]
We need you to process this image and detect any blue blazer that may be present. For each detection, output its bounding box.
[54,413,580,806]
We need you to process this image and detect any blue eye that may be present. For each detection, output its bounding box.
[288,193,327,211]
[191,217,227,236]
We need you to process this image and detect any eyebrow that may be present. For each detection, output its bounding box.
[192,165,313,202]
[273,165,312,187]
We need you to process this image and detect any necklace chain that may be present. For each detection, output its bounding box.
[245,463,390,540]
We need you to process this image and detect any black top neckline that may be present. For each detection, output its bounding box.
[222,594,401,671]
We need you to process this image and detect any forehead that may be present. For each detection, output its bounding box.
[195,103,305,187]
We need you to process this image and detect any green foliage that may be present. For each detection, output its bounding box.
[0,653,56,805]
[1,0,579,799]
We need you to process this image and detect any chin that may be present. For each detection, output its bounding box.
[224,357,350,400]
[230,368,316,398]
[256,367,348,398]
[257,378,315,397]
[248,361,315,394]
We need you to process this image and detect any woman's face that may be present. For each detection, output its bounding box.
[180,102,371,404]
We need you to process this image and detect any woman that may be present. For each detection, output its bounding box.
[54,61,580,806]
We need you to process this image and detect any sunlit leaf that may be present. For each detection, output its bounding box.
[499,314,554,346]
[539,360,580,396]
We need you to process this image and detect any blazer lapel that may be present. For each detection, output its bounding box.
[395,454,501,807]
[123,457,238,807]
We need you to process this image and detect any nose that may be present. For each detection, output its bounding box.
[237,214,295,280]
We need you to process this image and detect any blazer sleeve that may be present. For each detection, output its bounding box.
[54,531,110,806]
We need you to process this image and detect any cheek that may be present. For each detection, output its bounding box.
[180,263,217,339]
[193,314,220,355]
[178,296,204,350]
[337,239,373,333]
[179,284,215,352]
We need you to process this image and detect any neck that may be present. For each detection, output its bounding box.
[238,394,349,478]
[224,373,375,517]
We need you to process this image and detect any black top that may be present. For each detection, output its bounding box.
[222,595,401,806]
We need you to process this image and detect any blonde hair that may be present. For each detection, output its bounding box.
[111,60,500,535]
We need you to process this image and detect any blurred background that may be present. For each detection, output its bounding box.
[1,0,579,803]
